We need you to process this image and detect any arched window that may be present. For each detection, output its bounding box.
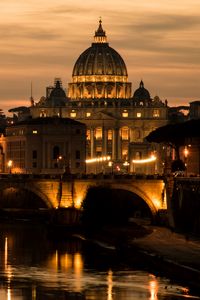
[53,146,60,159]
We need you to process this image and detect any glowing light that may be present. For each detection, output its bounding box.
[116,165,120,171]
[107,269,113,300]
[123,161,129,166]
[7,160,13,168]
[132,155,156,164]
[149,278,158,300]
[153,198,162,209]
[86,156,111,163]
[184,147,189,158]
[75,197,82,208]
[108,161,113,167]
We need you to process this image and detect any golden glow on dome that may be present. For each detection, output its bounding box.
[72,75,128,83]
[68,20,132,99]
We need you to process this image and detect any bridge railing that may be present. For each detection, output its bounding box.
[0,173,165,180]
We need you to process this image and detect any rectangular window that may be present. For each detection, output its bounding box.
[122,110,128,118]
[137,112,141,118]
[87,130,91,140]
[32,162,37,168]
[32,150,37,159]
[95,127,102,140]
[32,130,38,134]
[86,112,91,117]
[76,162,80,168]
[121,127,129,140]
[70,110,76,118]
[108,130,112,140]
[153,109,160,117]
[96,146,102,153]
[75,150,80,160]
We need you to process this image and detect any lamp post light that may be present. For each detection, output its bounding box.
[85,156,111,175]
[183,146,189,176]
[123,161,130,174]
[108,161,113,175]
[7,160,13,174]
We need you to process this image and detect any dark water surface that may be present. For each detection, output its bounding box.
[0,222,199,300]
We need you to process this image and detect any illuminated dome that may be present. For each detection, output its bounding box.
[68,20,132,99]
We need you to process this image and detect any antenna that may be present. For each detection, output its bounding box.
[30,81,34,106]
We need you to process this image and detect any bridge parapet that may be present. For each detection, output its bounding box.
[0,175,167,217]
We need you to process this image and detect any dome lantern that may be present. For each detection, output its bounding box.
[94,19,107,44]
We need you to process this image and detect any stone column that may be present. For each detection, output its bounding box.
[46,142,51,169]
[117,129,122,160]
[90,128,95,158]
[103,129,107,156]
[112,128,117,160]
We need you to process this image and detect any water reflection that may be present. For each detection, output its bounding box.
[149,276,158,300]
[107,269,113,300]
[0,223,198,300]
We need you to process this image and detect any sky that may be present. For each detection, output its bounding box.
[1,0,200,113]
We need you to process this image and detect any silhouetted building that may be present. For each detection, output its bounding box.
[1,117,86,174]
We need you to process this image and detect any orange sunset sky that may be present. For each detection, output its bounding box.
[1,0,200,113]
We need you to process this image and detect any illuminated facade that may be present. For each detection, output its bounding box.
[27,21,168,174]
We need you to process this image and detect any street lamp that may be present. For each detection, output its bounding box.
[108,161,113,175]
[123,161,130,173]
[7,160,13,174]
[183,146,189,176]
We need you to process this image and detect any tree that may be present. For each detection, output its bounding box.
[146,123,185,160]
[146,119,200,172]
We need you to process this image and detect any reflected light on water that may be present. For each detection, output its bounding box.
[60,253,73,270]
[5,237,13,300]
[32,285,36,300]
[7,286,11,300]
[107,269,113,300]
[74,253,83,292]
[149,277,158,300]
[4,237,8,268]
[4,237,13,282]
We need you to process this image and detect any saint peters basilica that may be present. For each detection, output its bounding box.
[1,20,170,174]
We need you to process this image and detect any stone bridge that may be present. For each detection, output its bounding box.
[0,174,167,217]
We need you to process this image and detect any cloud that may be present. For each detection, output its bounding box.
[0,24,62,40]
[131,14,200,32]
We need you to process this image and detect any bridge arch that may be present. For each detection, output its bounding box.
[108,183,157,216]
[73,179,164,216]
[0,182,54,209]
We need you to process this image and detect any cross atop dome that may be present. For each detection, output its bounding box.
[94,19,107,43]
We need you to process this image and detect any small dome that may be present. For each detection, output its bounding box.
[133,81,151,101]
[50,80,66,99]
[48,80,67,106]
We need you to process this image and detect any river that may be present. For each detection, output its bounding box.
[0,221,199,300]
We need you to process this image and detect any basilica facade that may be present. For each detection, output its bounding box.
[5,20,169,174]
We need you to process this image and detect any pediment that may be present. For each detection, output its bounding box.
[92,110,118,120]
